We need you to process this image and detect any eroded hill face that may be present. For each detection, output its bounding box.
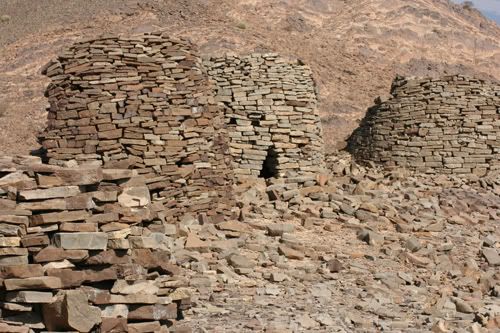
[0,0,499,155]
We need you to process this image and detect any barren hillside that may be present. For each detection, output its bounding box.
[0,0,499,155]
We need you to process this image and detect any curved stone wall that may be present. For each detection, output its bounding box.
[39,33,234,222]
[37,33,326,221]
[348,75,500,175]
[204,54,325,181]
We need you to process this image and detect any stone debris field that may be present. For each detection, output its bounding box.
[0,32,499,333]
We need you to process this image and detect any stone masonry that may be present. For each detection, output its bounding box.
[348,75,500,175]
[0,32,327,332]
[204,54,326,182]
[38,33,234,223]
[38,33,326,222]
[0,156,188,332]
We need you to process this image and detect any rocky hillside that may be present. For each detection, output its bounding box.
[0,0,499,154]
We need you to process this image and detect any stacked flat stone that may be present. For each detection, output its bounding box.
[348,75,500,175]
[0,156,190,332]
[39,33,234,223]
[204,53,326,183]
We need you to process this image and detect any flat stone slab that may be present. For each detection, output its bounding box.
[54,232,108,250]
[5,291,54,303]
[19,186,80,200]
[4,276,63,290]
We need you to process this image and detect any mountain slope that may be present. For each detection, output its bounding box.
[0,0,498,154]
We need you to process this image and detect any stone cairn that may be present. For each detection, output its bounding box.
[0,156,187,332]
[204,54,326,183]
[38,33,235,223]
[348,75,500,176]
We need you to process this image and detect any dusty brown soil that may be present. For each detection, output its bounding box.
[0,0,499,155]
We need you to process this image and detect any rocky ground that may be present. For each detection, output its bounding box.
[167,152,500,332]
[0,0,499,155]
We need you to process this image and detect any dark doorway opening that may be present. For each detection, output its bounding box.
[259,146,279,179]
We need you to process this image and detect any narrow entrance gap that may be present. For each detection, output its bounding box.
[259,146,279,179]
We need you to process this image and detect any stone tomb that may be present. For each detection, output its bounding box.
[348,75,500,175]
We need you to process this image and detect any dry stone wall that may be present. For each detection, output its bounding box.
[204,54,326,183]
[0,34,328,331]
[0,156,189,332]
[38,33,234,223]
[348,75,500,175]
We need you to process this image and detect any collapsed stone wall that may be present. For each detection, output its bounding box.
[204,54,326,182]
[0,156,189,332]
[39,33,234,223]
[348,75,500,175]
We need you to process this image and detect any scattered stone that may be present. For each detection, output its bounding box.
[482,248,500,266]
[278,245,305,260]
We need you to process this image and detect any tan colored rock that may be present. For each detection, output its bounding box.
[101,318,128,333]
[42,290,101,332]
[111,280,159,295]
[0,264,44,278]
[31,210,91,226]
[0,322,29,333]
[278,245,305,260]
[4,276,62,290]
[185,233,209,251]
[127,304,177,320]
[0,236,21,247]
[34,246,88,263]
[127,321,161,333]
[118,186,151,207]
[6,291,54,303]
[19,186,80,200]
[54,232,107,250]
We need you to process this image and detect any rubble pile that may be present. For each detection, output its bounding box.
[185,152,500,332]
[0,156,192,332]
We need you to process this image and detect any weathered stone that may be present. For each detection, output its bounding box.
[0,255,28,266]
[405,236,422,252]
[111,280,159,295]
[5,291,54,303]
[42,290,101,332]
[118,186,151,207]
[0,264,44,278]
[101,317,128,333]
[228,254,256,269]
[0,236,21,247]
[0,322,29,333]
[326,258,344,273]
[482,248,500,266]
[185,233,209,251]
[34,246,88,262]
[127,321,161,333]
[278,245,305,260]
[357,228,384,246]
[4,276,62,290]
[46,267,117,287]
[19,186,80,200]
[54,232,107,250]
[127,304,177,320]
[31,210,91,226]
[267,223,294,236]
